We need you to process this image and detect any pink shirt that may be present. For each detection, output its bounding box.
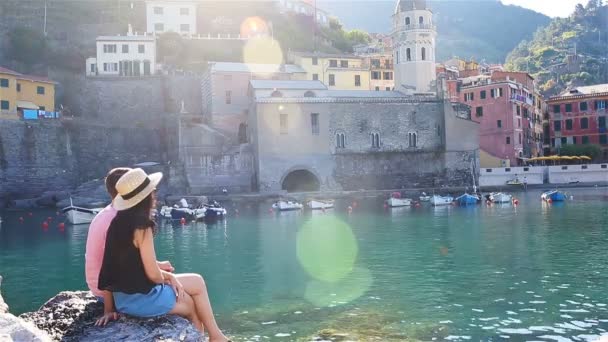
[85,205,117,297]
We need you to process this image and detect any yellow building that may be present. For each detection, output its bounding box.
[0,66,56,115]
[288,52,371,90]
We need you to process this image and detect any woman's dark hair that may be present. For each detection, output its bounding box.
[107,193,157,250]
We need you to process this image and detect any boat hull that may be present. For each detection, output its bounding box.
[272,201,303,211]
[490,193,512,203]
[542,191,566,202]
[62,207,101,225]
[456,194,480,205]
[419,196,431,202]
[307,200,334,210]
[431,195,454,206]
[387,198,412,207]
[203,207,226,222]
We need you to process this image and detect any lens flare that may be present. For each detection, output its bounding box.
[297,215,358,283]
[240,16,269,38]
[304,267,373,307]
[243,37,283,68]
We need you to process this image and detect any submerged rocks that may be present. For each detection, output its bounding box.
[20,291,204,342]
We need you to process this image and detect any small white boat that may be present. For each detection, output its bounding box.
[419,192,431,202]
[272,200,303,211]
[430,195,454,206]
[307,199,334,210]
[386,197,412,207]
[489,192,512,203]
[61,199,102,225]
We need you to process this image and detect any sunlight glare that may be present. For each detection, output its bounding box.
[297,215,358,283]
[243,36,283,69]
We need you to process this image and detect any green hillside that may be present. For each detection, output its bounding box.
[317,0,551,63]
[505,0,608,96]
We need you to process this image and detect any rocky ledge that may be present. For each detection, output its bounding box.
[0,283,204,342]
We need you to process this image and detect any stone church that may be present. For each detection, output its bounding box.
[245,0,480,192]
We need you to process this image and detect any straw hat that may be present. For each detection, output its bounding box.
[113,168,163,210]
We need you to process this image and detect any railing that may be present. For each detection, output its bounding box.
[398,24,436,31]
[510,94,534,106]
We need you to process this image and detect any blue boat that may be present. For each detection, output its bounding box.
[455,193,480,205]
[542,190,566,202]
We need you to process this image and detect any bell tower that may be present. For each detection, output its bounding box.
[392,0,437,93]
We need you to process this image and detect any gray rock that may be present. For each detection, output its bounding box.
[0,313,53,342]
[20,291,204,342]
[0,275,7,314]
[0,275,53,341]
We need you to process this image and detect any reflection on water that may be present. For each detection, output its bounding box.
[0,188,607,340]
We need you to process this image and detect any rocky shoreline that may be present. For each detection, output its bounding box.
[0,277,204,342]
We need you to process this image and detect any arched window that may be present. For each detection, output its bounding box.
[304,90,316,97]
[405,17,410,26]
[336,133,346,148]
[419,16,424,25]
[421,47,426,61]
[371,133,380,148]
[406,48,411,61]
[408,132,417,148]
[271,90,283,97]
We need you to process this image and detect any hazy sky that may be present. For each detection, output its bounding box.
[500,0,583,18]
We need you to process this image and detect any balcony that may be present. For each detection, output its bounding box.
[510,94,534,106]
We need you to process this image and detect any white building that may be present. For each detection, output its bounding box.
[146,0,197,35]
[392,0,436,93]
[277,0,330,27]
[86,33,157,77]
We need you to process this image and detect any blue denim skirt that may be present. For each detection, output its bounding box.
[114,284,176,317]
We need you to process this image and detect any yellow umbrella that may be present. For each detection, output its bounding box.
[580,156,592,160]
[560,156,575,160]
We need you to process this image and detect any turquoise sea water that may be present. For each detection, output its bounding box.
[1,188,608,341]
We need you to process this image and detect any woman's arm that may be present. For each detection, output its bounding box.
[136,228,164,284]
[136,228,184,298]
[95,291,118,326]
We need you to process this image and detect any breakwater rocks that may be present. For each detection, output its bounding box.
[19,291,204,342]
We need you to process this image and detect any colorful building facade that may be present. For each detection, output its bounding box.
[0,66,56,115]
[546,84,608,160]
[457,71,543,167]
[288,52,371,90]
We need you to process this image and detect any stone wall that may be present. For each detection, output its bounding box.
[59,75,203,123]
[0,119,168,201]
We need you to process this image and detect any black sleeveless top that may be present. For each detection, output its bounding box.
[98,215,156,294]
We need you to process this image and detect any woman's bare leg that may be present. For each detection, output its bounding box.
[169,291,203,333]
[175,273,228,341]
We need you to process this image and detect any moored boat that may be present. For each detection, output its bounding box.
[307,199,334,210]
[419,192,431,202]
[386,197,412,207]
[541,190,566,202]
[272,200,303,211]
[61,199,103,225]
[431,195,454,206]
[506,179,523,186]
[489,192,512,203]
[201,201,227,222]
[455,193,480,205]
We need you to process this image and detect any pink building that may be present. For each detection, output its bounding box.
[458,72,543,167]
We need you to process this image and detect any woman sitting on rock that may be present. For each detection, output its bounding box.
[96,168,229,342]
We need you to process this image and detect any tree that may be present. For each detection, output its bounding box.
[345,30,370,45]
[157,32,185,66]
[7,27,48,67]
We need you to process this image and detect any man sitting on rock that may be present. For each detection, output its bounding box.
[85,167,174,302]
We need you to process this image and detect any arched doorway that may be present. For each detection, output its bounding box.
[281,169,320,193]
